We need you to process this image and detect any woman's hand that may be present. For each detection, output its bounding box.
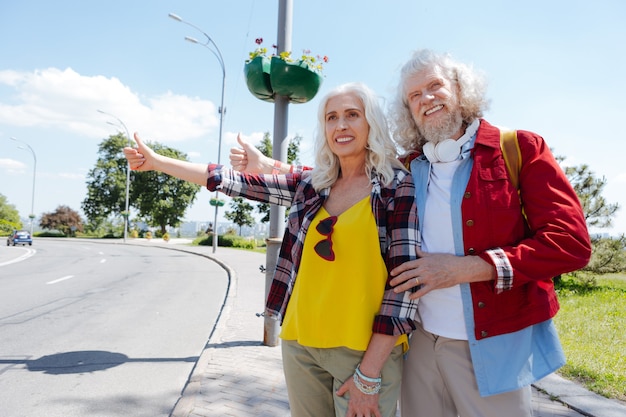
[123,132,210,186]
[229,134,273,174]
[336,377,382,417]
[336,333,395,417]
[124,133,158,171]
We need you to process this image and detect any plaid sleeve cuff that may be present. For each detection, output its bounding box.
[206,163,223,191]
[373,315,417,336]
[484,248,513,293]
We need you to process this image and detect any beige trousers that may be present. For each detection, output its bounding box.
[400,323,532,417]
[281,339,403,417]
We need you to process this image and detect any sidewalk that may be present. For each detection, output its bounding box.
[151,241,625,417]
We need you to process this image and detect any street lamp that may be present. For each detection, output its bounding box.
[169,12,226,254]
[10,137,37,235]
[97,109,132,243]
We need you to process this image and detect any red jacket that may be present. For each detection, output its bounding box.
[403,120,591,339]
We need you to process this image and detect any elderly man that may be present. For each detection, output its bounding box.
[387,49,591,417]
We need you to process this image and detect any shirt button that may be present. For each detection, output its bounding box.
[464,192,471,199]
[478,301,485,308]
[466,220,474,227]
[481,331,488,338]
[468,248,475,254]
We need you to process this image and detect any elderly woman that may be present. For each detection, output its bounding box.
[124,82,419,417]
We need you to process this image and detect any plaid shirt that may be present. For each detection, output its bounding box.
[207,164,420,336]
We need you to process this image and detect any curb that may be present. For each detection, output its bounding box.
[533,373,626,417]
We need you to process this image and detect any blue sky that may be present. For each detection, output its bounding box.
[1,0,625,235]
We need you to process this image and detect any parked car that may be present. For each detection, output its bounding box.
[7,230,33,246]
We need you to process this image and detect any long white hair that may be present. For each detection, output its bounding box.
[311,82,404,191]
[389,49,490,155]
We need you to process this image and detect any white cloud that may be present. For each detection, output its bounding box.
[0,68,219,142]
[0,158,27,174]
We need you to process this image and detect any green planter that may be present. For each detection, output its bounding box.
[269,57,323,103]
[244,56,273,102]
[243,56,323,104]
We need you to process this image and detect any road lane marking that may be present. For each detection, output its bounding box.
[47,275,74,285]
[0,248,36,266]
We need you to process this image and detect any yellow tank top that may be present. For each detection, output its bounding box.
[281,196,407,351]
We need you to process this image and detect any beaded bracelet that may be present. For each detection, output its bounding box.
[353,372,381,395]
[352,363,382,395]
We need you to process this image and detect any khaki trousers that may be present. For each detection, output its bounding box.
[281,340,403,417]
[400,323,532,417]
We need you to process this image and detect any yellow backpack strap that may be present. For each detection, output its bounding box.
[500,128,528,224]
[500,129,521,190]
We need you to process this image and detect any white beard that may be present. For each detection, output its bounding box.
[418,110,463,144]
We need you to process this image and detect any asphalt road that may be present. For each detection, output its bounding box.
[0,239,227,417]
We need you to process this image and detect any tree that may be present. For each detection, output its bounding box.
[83,134,200,236]
[224,197,255,235]
[0,193,22,234]
[584,235,626,274]
[129,141,201,235]
[255,132,303,222]
[82,134,132,225]
[565,164,619,229]
[40,205,84,236]
[563,163,626,274]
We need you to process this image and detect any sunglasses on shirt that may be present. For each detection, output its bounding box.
[314,216,337,261]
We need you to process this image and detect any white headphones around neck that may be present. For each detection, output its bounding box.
[422,119,480,163]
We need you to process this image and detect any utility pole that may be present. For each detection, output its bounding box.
[264,0,292,347]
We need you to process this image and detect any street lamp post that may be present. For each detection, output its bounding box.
[169,12,226,254]
[97,110,132,242]
[10,137,37,235]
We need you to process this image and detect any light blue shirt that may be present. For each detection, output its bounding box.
[410,136,565,396]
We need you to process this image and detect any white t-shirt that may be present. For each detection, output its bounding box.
[419,159,468,340]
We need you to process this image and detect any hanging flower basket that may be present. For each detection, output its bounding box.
[243,56,273,102]
[269,57,324,104]
[243,38,327,104]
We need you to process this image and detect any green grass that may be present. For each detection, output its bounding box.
[554,273,626,401]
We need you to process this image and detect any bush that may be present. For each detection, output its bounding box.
[194,234,255,249]
[35,230,67,237]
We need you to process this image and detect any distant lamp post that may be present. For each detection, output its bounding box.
[97,109,132,243]
[10,137,37,235]
[169,12,226,254]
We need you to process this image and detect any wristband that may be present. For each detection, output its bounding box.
[355,364,382,383]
